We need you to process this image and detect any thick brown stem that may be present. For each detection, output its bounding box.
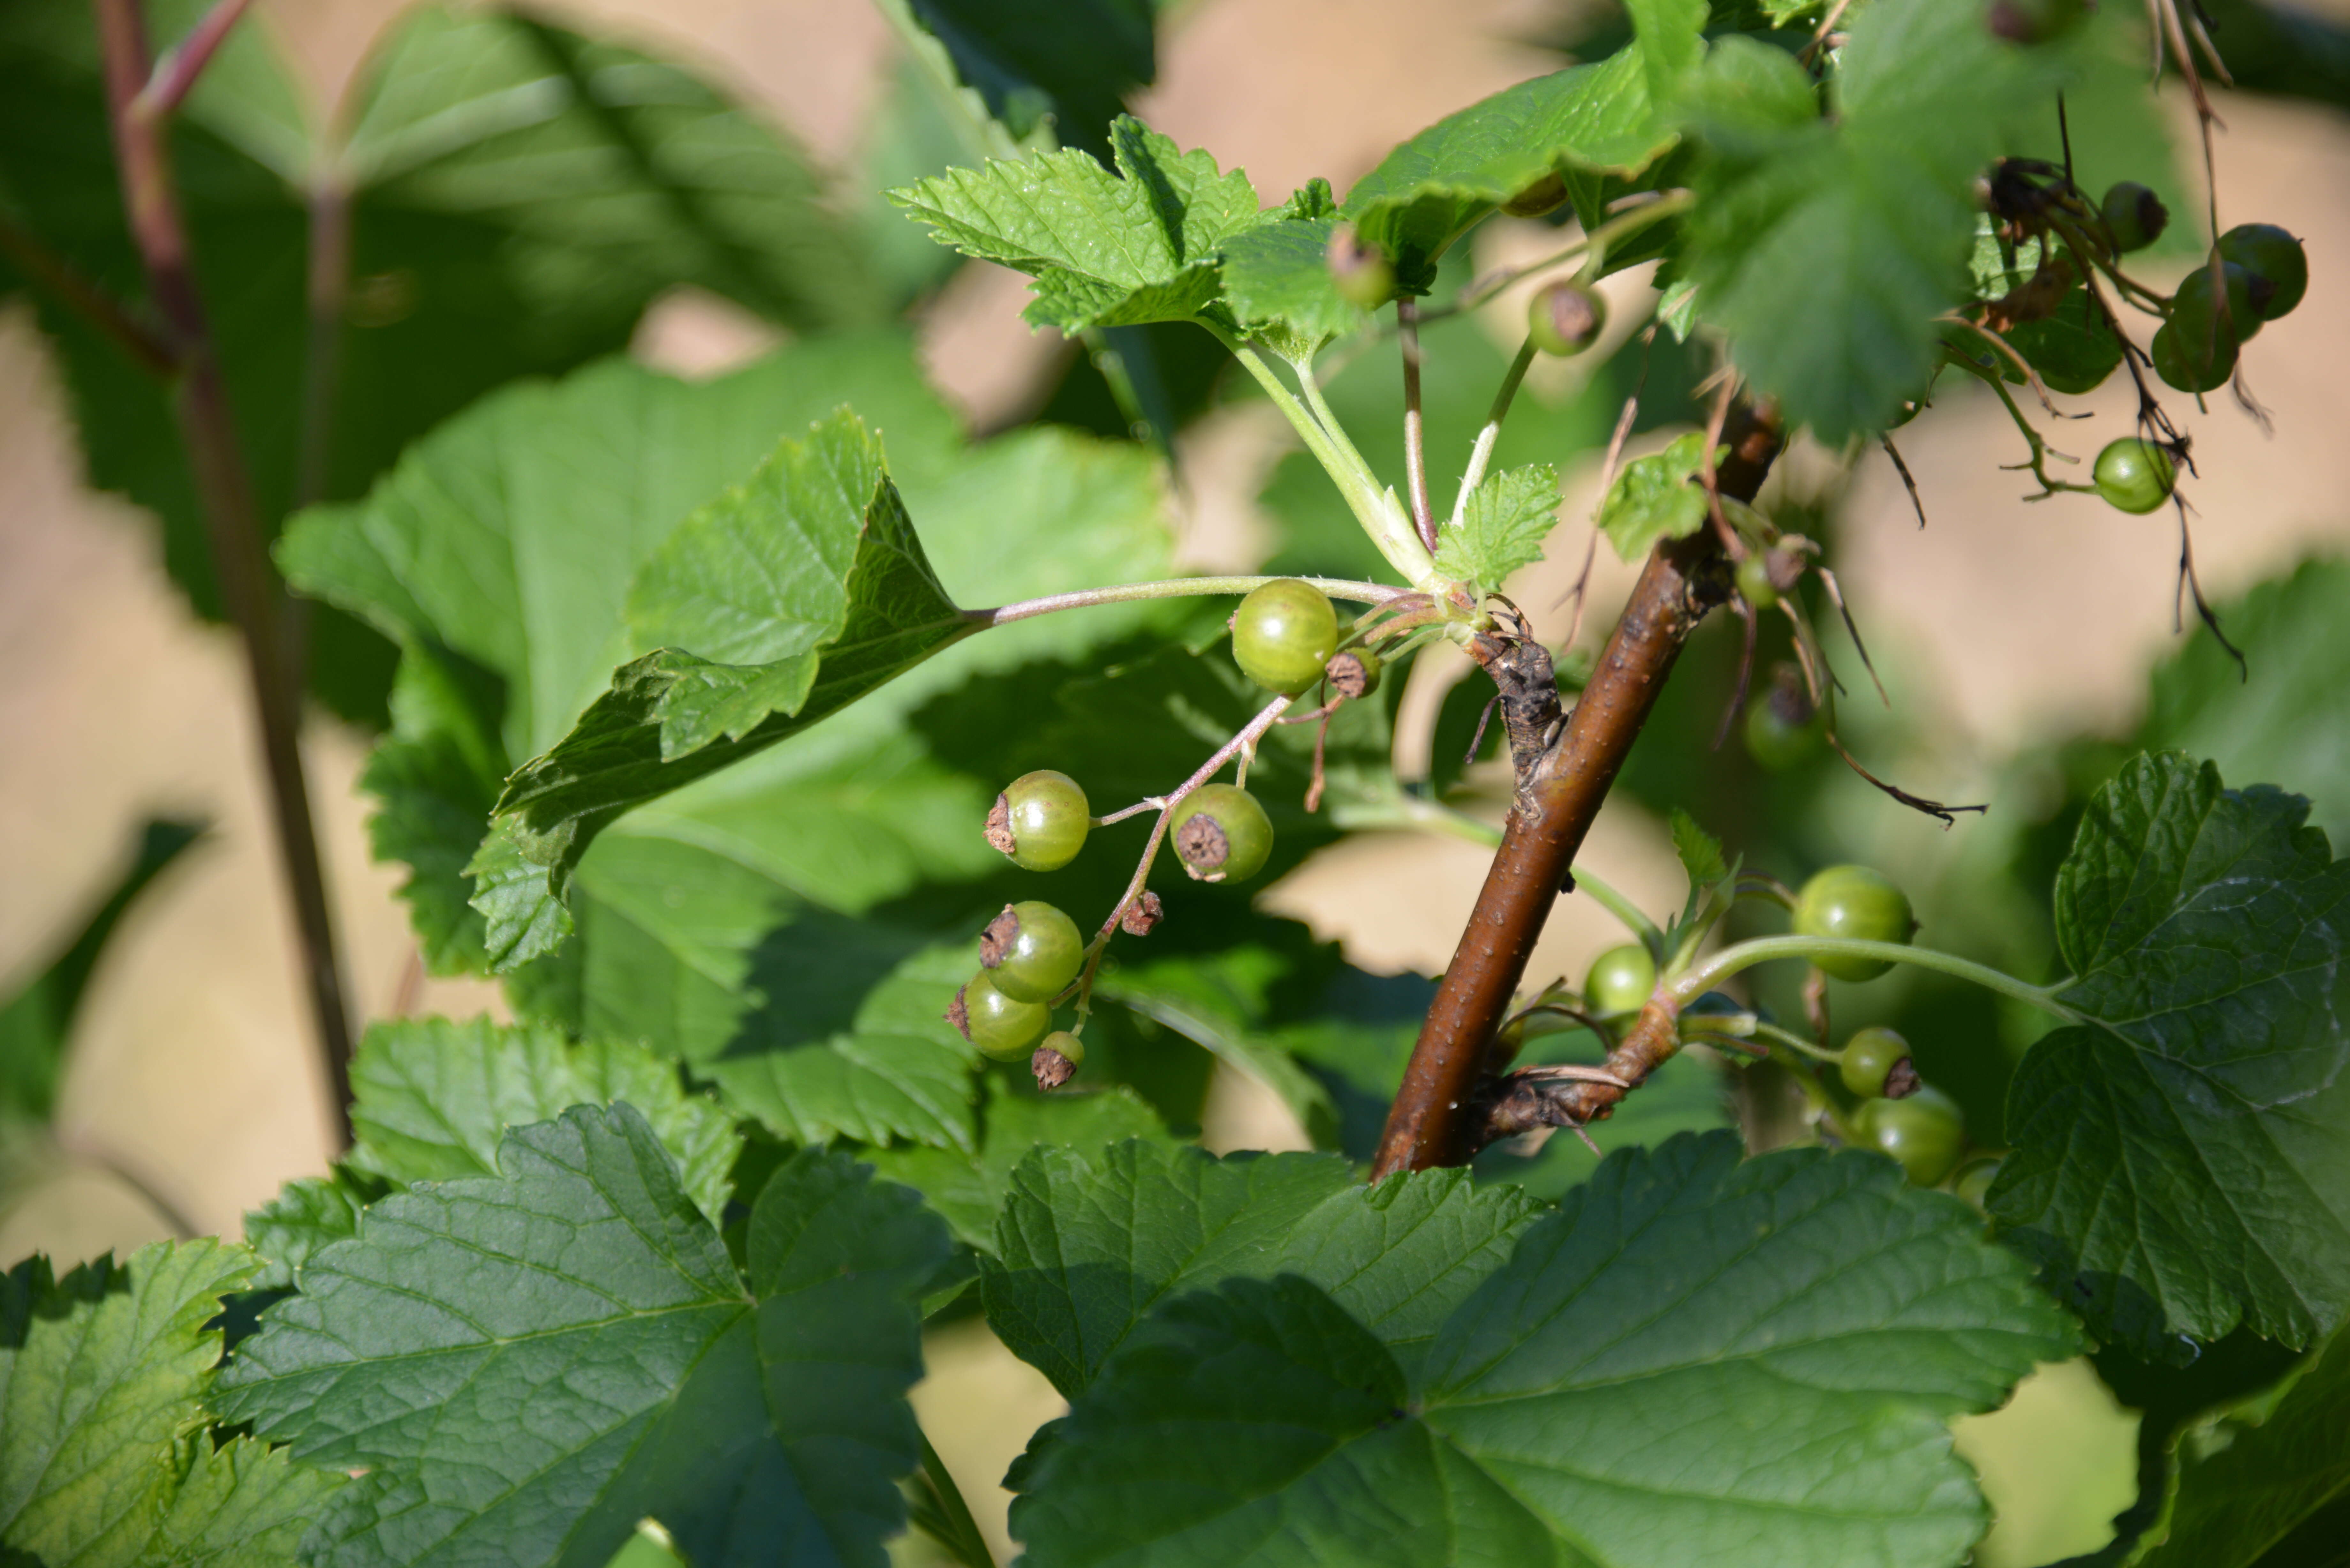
[1372,406,1782,1177]
[93,0,356,1144]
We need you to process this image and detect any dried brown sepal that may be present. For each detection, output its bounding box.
[1883,1057,1922,1099]
[1032,1044,1077,1090]
[984,794,1017,856]
[1120,890,1164,937]
[1175,814,1229,879]
[944,985,973,1042]
[979,904,1020,968]
[1325,650,1374,700]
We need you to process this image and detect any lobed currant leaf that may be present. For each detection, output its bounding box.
[213,1107,949,1568]
[0,1240,269,1568]
[889,115,1262,332]
[1595,432,1716,562]
[339,1015,740,1226]
[1991,752,2350,1350]
[1012,1133,2076,1568]
[1433,463,1559,594]
[1343,47,1679,293]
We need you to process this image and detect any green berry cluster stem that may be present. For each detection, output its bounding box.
[967,574,1403,629]
[1449,335,1540,529]
[1669,933,2077,1020]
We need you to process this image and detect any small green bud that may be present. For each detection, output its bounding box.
[2100,182,2168,253]
[1528,279,1606,356]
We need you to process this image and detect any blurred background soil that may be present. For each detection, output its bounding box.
[6,1,2348,1561]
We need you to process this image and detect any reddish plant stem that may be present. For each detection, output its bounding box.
[93,0,356,1144]
[0,216,177,374]
[137,0,256,119]
[1372,405,1782,1177]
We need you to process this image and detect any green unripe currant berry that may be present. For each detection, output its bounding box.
[2092,437,2177,514]
[1583,943,1657,1017]
[1232,579,1339,696]
[1502,172,1569,219]
[1528,279,1606,357]
[1744,665,1823,773]
[987,770,1089,871]
[1032,1029,1084,1089]
[1856,1086,1965,1187]
[1839,1025,1916,1098]
[1793,865,1916,982]
[1327,225,1394,311]
[2151,318,2238,394]
[2175,259,2269,343]
[947,969,1050,1061]
[1171,783,1273,883]
[1952,1155,2001,1210]
[1734,552,1779,611]
[2218,223,2308,319]
[1325,645,1382,700]
[2099,182,2168,253]
[979,901,1083,1002]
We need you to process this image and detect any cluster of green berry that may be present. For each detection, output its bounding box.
[946,580,1387,1087]
[1833,1025,1989,1198]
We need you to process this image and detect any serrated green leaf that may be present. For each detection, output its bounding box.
[144,1434,344,1568]
[1991,752,2350,1350]
[1433,463,1559,592]
[477,409,973,953]
[359,644,504,974]
[213,1107,948,1568]
[1343,49,1678,291]
[1216,184,1371,354]
[984,1141,1354,1398]
[866,1086,1171,1251]
[2128,1325,2350,1566]
[890,115,1261,331]
[340,1015,739,1227]
[240,1170,380,1293]
[0,3,874,722]
[1013,1132,2078,1568]
[1677,32,1819,157]
[1670,806,1730,887]
[1680,0,2069,439]
[0,1240,256,1568]
[1596,431,1714,562]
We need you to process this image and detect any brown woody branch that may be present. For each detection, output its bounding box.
[1372,404,1783,1177]
[93,0,356,1143]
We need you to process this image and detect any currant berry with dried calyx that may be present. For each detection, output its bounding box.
[1171,784,1273,883]
[2218,223,2308,319]
[1232,579,1339,696]
[2092,438,2176,514]
[1325,645,1382,699]
[1793,865,1916,981]
[1856,1085,1965,1186]
[2099,181,2167,253]
[1584,943,1656,1017]
[1528,279,1606,357]
[987,769,1089,871]
[1032,1029,1084,1090]
[947,969,1050,1060]
[1327,224,1394,311]
[979,901,1083,1002]
[1839,1025,1918,1099]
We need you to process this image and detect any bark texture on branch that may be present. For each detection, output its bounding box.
[1371,407,1782,1177]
